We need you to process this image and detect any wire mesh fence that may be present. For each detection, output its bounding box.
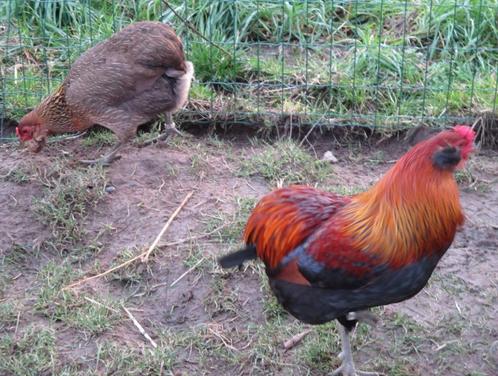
[1,0,497,140]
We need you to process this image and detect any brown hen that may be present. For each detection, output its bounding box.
[16,21,194,165]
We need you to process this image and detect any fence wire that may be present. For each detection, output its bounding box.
[1,0,497,140]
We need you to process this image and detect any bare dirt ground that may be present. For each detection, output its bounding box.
[0,128,497,376]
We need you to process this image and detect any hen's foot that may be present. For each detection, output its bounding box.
[79,154,121,166]
[140,122,184,147]
[79,144,123,166]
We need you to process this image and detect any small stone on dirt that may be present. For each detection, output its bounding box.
[322,150,338,163]
[105,185,116,193]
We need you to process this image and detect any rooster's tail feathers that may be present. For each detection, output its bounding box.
[218,245,257,269]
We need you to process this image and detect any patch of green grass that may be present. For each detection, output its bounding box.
[65,295,120,336]
[299,322,340,372]
[327,184,365,196]
[0,302,20,332]
[455,167,475,185]
[1,243,34,269]
[182,241,207,270]
[0,166,31,184]
[34,260,79,319]
[93,340,176,375]
[203,274,240,318]
[203,195,257,245]
[35,261,119,335]
[190,41,245,89]
[31,160,107,250]
[0,325,57,376]
[190,83,216,101]
[240,140,332,186]
[134,120,162,145]
[81,129,116,147]
[384,311,430,357]
[221,196,257,242]
[190,150,210,178]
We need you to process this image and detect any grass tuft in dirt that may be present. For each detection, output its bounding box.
[81,128,116,148]
[31,160,107,250]
[240,140,332,186]
[108,247,152,286]
[0,302,20,332]
[34,260,80,319]
[203,195,257,246]
[93,340,177,375]
[0,165,32,184]
[34,260,119,335]
[0,325,57,376]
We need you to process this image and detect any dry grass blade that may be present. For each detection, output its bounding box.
[84,296,119,314]
[170,257,205,287]
[142,190,194,262]
[122,305,157,348]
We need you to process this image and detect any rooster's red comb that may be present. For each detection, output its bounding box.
[453,125,475,143]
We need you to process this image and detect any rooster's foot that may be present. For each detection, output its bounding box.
[332,322,381,376]
[346,311,378,327]
[331,352,380,376]
[331,363,380,376]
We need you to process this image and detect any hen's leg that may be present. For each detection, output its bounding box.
[79,127,133,166]
[79,141,124,166]
[141,113,184,146]
[331,323,380,376]
[163,112,184,136]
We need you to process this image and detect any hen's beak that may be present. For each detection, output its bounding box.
[24,138,45,153]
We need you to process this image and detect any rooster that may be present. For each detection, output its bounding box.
[219,126,475,376]
[16,21,194,165]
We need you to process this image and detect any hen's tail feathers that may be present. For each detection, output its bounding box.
[218,245,257,269]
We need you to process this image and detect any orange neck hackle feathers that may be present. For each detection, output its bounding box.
[342,125,475,267]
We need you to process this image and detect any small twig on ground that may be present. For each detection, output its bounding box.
[122,305,157,348]
[170,257,205,287]
[84,296,119,314]
[207,325,239,352]
[142,190,194,262]
[283,329,312,351]
[62,191,194,291]
[14,311,21,336]
[0,165,19,179]
[157,222,229,249]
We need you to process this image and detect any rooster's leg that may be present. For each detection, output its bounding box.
[347,311,378,327]
[331,323,380,376]
[79,142,123,166]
